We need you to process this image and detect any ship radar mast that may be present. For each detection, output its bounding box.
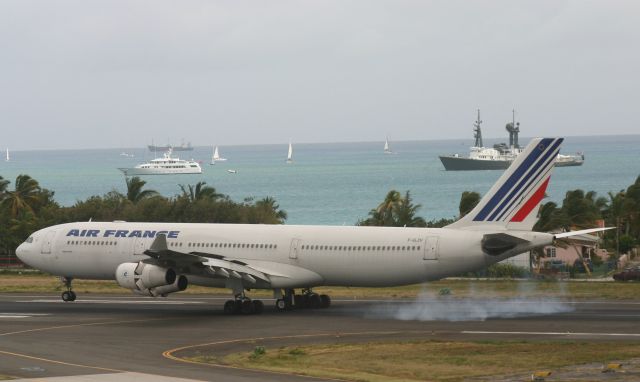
[473,109,483,147]
[506,109,520,149]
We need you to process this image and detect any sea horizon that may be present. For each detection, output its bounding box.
[2,134,639,226]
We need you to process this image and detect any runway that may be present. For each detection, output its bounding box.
[2,293,640,381]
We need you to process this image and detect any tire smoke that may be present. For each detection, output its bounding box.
[365,283,574,321]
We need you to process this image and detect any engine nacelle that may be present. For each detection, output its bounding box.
[149,275,188,297]
[115,262,176,291]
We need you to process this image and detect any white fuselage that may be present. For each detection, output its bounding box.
[16,222,552,289]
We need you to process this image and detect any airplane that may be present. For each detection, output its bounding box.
[15,137,611,314]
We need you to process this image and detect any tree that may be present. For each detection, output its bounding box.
[179,181,222,203]
[125,177,158,204]
[2,174,43,218]
[0,176,9,201]
[394,191,427,227]
[459,191,480,218]
[359,190,426,227]
[256,197,288,222]
[623,176,640,238]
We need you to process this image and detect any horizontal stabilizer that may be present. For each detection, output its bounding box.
[554,227,614,239]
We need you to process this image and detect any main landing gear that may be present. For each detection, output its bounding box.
[223,288,332,315]
[275,288,331,312]
[223,293,264,315]
[60,276,77,302]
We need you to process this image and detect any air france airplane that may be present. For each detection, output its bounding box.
[16,138,607,314]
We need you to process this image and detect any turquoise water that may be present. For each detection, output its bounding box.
[2,135,639,225]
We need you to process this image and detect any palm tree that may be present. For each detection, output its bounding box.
[125,176,158,203]
[179,181,222,202]
[376,190,402,226]
[394,191,427,227]
[360,190,426,227]
[256,196,288,222]
[2,174,42,218]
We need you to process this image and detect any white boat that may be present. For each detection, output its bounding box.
[5,148,9,162]
[227,169,237,174]
[210,146,227,165]
[286,141,293,163]
[384,137,393,154]
[118,148,202,176]
[120,152,134,158]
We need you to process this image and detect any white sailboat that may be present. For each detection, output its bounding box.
[5,148,9,162]
[384,137,393,154]
[286,141,293,163]
[210,146,227,165]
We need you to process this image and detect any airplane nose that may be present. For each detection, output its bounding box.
[15,243,31,265]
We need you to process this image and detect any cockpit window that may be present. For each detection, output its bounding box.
[25,236,34,243]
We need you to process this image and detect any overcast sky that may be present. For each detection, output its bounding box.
[1,1,638,150]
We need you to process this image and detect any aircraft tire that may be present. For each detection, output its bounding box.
[252,300,264,314]
[223,300,236,314]
[61,291,72,302]
[275,299,288,311]
[319,294,331,308]
[308,293,321,309]
[241,299,254,314]
[294,294,306,308]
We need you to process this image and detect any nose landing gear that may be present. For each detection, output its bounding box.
[60,276,76,302]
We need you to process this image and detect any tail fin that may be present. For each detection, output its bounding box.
[446,137,563,231]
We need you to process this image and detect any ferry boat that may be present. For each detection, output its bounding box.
[118,149,202,176]
[439,110,584,171]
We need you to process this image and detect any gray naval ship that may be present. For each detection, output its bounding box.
[439,110,584,171]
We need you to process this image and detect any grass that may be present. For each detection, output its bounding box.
[188,340,640,382]
[2,272,640,299]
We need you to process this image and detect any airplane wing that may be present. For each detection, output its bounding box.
[142,234,323,288]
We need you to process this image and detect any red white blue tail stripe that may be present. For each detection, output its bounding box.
[446,137,563,230]
[472,138,562,223]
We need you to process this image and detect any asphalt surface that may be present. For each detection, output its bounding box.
[2,293,640,381]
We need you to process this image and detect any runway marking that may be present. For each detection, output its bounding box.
[0,349,125,373]
[163,330,435,381]
[17,299,204,304]
[462,330,640,337]
[0,313,49,319]
[0,318,183,379]
[0,317,168,337]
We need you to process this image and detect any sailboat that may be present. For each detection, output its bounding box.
[5,148,9,162]
[286,141,293,163]
[384,137,393,154]
[210,146,227,165]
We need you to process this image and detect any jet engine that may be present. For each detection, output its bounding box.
[149,275,188,297]
[115,262,177,293]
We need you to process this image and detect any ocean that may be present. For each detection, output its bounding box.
[2,135,639,225]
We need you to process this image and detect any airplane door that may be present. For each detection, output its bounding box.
[289,238,302,259]
[423,236,439,260]
[41,230,57,254]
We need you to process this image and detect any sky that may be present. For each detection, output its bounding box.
[1,0,639,150]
